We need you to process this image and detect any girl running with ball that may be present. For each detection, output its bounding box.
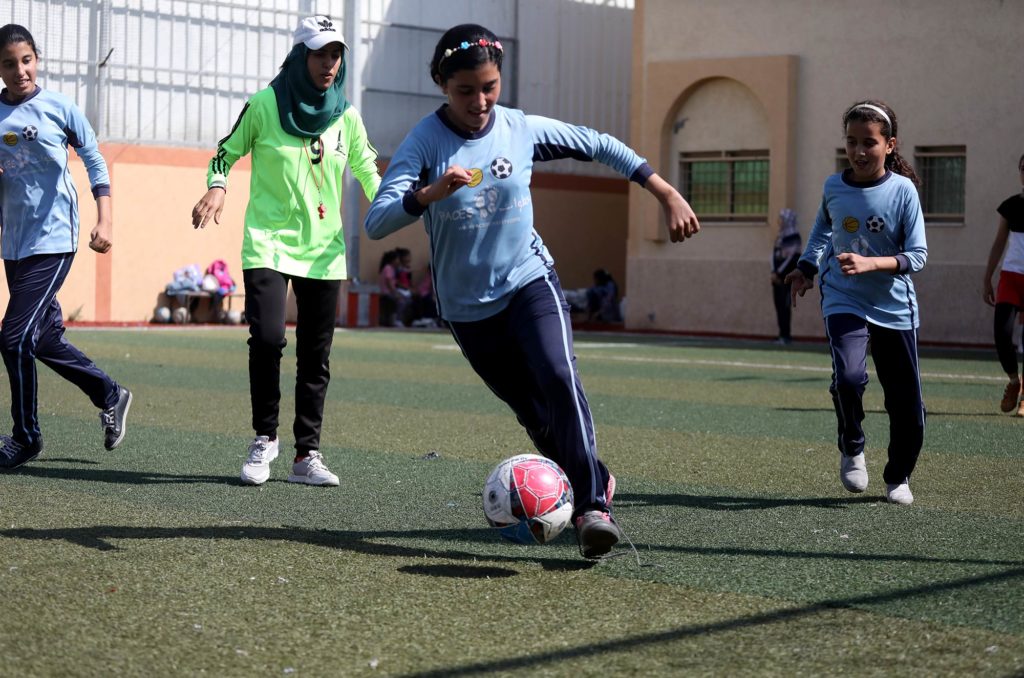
[365,24,700,557]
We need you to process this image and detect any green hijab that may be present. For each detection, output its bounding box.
[270,43,349,139]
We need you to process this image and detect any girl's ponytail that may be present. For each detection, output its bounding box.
[888,149,919,187]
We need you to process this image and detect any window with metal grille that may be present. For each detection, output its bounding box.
[836,148,851,173]
[915,146,966,223]
[678,150,769,222]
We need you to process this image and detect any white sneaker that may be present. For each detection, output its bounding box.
[885,481,914,505]
[839,452,868,493]
[288,450,339,486]
[240,436,279,485]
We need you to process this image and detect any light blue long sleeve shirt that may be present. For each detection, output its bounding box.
[0,87,110,260]
[364,104,652,322]
[798,170,927,330]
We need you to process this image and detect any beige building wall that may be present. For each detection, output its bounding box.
[630,0,1024,344]
[0,146,628,323]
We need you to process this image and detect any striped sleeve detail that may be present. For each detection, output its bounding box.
[532,143,593,163]
[208,148,229,189]
[207,102,250,190]
[64,127,82,148]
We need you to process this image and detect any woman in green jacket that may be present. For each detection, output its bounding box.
[191,15,380,487]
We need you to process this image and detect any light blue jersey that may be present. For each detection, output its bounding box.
[365,105,652,322]
[0,87,110,260]
[798,171,927,330]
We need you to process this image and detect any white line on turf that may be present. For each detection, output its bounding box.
[432,344,1005,384]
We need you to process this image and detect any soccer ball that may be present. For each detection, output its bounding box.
[22,125,37,141]
[866,215,885,233]
[482,454,574,544]
[172,307,189,324]
[154,306,171,323]
[490,156,513,179]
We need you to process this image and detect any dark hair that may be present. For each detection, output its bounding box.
[429,24,503,85]
[593,268,613,285]
[843,100,919,186]
[0,24,40,57]
[1019,153,1024,170]
[379,249,399,272]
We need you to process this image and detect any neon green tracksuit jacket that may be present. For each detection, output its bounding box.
[207,87,380,279]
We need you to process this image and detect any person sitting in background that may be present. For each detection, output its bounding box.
[394,247,414,325]
[586,268,622,323]
[378,249,401,327]
[410,264,440,327]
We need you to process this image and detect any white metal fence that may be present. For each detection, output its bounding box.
[7,0,341,147]
[6,0,633,175]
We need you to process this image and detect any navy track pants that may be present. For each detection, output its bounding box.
[824,313,926,484]
[448,272,612,517]
[2,253,118,446]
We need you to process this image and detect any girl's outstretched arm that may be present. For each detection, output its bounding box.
[644,173,700,242]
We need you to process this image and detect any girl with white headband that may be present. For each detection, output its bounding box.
[786,99,927,505]
[366,23,700,558]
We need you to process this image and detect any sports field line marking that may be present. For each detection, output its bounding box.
[403,346,995,383]
[594,354,1006,383]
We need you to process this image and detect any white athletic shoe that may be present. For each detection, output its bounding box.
[885,481,914,505]
[288,450,339,487]
[240,436,279,485]
[839,452,868,493]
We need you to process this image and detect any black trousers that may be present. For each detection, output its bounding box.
[243,268,340,454]
[772,282,792,340]
[448,272,612,517]
[824,313,926,484]
[2,253,118,445]
[993,302,1022,377]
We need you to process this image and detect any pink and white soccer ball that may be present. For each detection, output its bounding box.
[482,454,574,544]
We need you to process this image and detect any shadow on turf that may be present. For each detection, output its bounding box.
[0,524,593,573]
[398,564,518,578]
[618,492,880,512]
[34,457,101,465]
[397,566,1024,677]
[714,375,824,384]
[13,464,235,485]
[775,406,1004,418]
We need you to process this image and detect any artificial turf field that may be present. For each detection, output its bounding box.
[0,327,1021,677]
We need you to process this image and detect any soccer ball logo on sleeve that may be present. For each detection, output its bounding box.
[866,215,886,233]
[22,126,38,142]
[482,454,574,544]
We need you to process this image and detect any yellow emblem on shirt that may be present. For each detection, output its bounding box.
[842,216,859,233]
[467,168,483,188]
[3,132,18,146]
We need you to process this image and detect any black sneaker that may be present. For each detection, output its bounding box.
[100,386,133,450]
[0,435,43,470]
[574,510,621,559]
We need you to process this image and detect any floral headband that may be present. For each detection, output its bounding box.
[440,38,503,65]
